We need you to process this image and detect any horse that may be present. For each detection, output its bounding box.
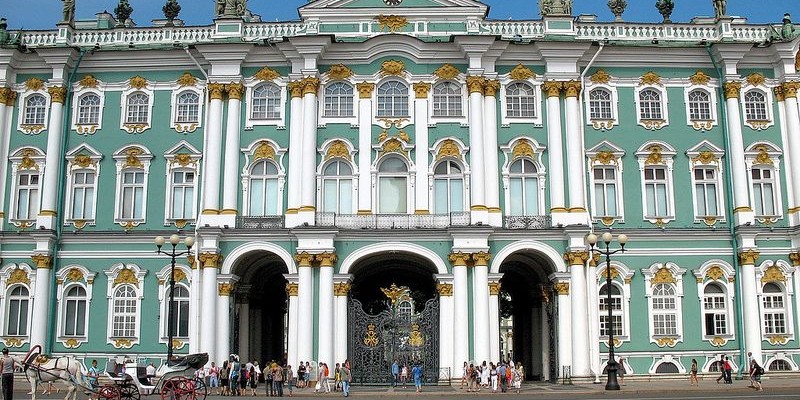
[20,346,86,400]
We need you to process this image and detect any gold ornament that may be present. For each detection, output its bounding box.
[691,151,718,165]
[315,252,338,267]
[760,264,785,283]
[601,267,619,280]
[25,78,45,91]
[327,64,354,80]
[706,265,724,281]
[64,338,80,348]
[113,268,139,287]
[287,81,303,98]
[294,252,314,267]
[644,145,664,165]
[113,338,133,348]
[448,252,470,266]
[789,252,800,266]
[564,80,581,98]
[253,67,281,81]
[488,281,501,295]
[436,139,461,161]
[752,145,773,166]
[285,283,299,296]
[177,72,198,87]
[553,282,569,295]
[79,75,99,88]
[253,141,276,161]
[380,283,412,305]
[129,76,147,89]
[656,337,677,347]
[483,80,500,97]
[356,82,375,99]
[380,60,405,77]
[363,324,379,347]
[639,72,662,86]
[7,268,30,286]
[689,71,711,86]
[408,324,424,346]
[326,140,351,161]
[509,64,535,81]
[334,282,351,296]
[768,335,788,345]
[563,251,589,266]
[48,87,67,104]
[172,153,196,167]
[436,283,453,296]
[472,251,491,266]
[31,254,52,269]
[651,267,676,285]
[590,69,611,84]
[512,139,535,160]
[723,82,741,99]
[782,81,798,99]
[71,154,96,168]
[226,82,244,100]
[123,148,144,168]
[542,81,562,98]
[218,282,234,296]
[375,15,408,32]
[774,85,785,102]
[433,64,460,80]
[593,151,618,165]
[301,77,321,96]
[208,83,225,100]
[199,252,223,269]
[746,73,766,87]
[66,268,85,282]
[466,76,485,94]
[413,82,431,98]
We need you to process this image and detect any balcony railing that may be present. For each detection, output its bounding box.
[504,215,551,230]
[315,212,470,229]
[236,216,284,229]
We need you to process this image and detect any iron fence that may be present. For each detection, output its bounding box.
[316,212,470,229]
[236,216,285,229]
[504,215,551,229]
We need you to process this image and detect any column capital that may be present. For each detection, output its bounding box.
[436,283,453,296]
[356,82,375,99]
[315,252,338,267]
[488,281,501,295]
[198,252,223,269]
[542,80,563,98]
[225,82,245,100]
[723,81,741,99]
[5,90,17,107]
[288,81,304,98]
[781,81,799,99]
[218,282,235,296]
[554,282,570,295]
[208,83,226,100]
[563,250,589,266]
[448,251,470,267]
[294,251,314,267]
[286,282,299,296]
[48,86,67,104]
[790,252,800,267]
[483,79,500,97]
[413,82,431,99]
[472,251,492,266]
[563,80,581,98]
[466,75,486,94]
[31,254,52,269]
[301,77,321,96]
[186,254,197,269]
[773,85,786,102]
[588,252,601,267]
[334,282,351,296]
[0,88,15,106]
[738,249,760,265]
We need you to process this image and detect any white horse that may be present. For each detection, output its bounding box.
[22,353,86,400]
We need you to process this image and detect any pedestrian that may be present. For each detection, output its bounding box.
[412,363,423,393]
[750,358,763,391]
[334,363,341,392]
[2,348,17,400]
[490,362,498,393]
[286,365,294,397]
[273,363,284,397]
[208,362,219,395]
[748,352,756,388]
[400,363,408,388]
[497,362,507,393]
[690,358,699,386]
[340,361,351,397]
[229,357,240,396]
[306,362,315,390]
[513,362,524,393]
[266,363,274,396]
[715,355,725,384]
[249,364,258,396]
[239,363,248,395]
[723,356,733,384]
[391,359,399,387]
[616,358,626,386]
[87,359,100,389]
[460,361,468,389]
[481,361,489,388]
[220,361,230,396]
[297,362,306,389]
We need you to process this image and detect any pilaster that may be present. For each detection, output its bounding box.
[299,75,321,225]
[356,82,375,215]
[738,249,762,363]
[220,81,244,227]
[414,82,431,214]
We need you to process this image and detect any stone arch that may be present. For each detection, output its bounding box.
[221,241,297,275]
[338,242,448,275]
[490,240,566,274]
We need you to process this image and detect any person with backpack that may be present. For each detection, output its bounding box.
[750,358,764,391]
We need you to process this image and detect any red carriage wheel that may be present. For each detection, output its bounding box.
[97,385,120,400]
[160,377,196,400]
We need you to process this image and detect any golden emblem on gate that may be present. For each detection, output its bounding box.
[409,323,424,347]
[363,324,379,347]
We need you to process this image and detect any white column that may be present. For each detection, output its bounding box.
[488,280,501,363]
[482,81,501,226]
[333,279,349,365]
[451,253,470,372]
[296,255,314,364]
[540,305,550,382]
[739,251,763,363]
[286,280,299,369]
[466,77,487,224]
[36,87,66,229]
[29,256,52,347]
[413,83,430,214]
[567,252,589,377]
[357,83,374,214]
[555,281,572,379]
[200,253,220,364]
[189,262,201,354]
[221,83,243,219]
[724,83,755,226]
[543,82,566,214]
[238,301,250,360]
[316,254,335,370]
[780,84,800,224]
[0,90,13,221]
[472,253,491,364]
[202,83,225,216]
[564,82,586,215]
[286,83,303,226]
[299,77,320,223]
[436,278,453,381]
[586,259,601,381]
[216,277,236,367]
[775,90,795,223]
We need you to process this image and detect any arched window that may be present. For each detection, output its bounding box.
[433,160,464,214]
[248,160,280,216]
[252,84,282,120]
[751,166,777,217]
[321,160,353,214]
[508,159,540,216]
[652,283,678,336]
[69,170,96,220]
[24,94,47,125]
[176,92,200,123]
[589,88,612,120]
[397,300,413,322]
[77,94,101,125]
[377,157,408,214]
[168,285,190,338]
[655,362,679,374]
[744,90,768,121]
[125,92,149,124]
[506,82,536,118]
[63,285,87,337]
[14,171,39,221]
[762,283,787,334]
[639,89,663,120]
[432,82,462,117]
[377,81,409,117]
[768,359,792,371]
[703,283,728,336]
[688,90,712,121]
[112,285,137,338]
[599,283,623,338]
[6,286,29,336]
[324,82,354,117]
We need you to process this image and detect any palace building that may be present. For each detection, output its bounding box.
[1,0,800,382]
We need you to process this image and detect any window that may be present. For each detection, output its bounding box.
[589,88,613,120]
[599,283,623,338]
[433,160,464,214]
[688,90,712,121]
[170,170,195,219]
[768,359,792,371]
[14,171,39,220]
[77,94,101,125]
[377,157,408,214]
[751,167,777,216]
[506,82,536,118]
[252,84,282,120]
[593,166,618,217]
[655,362,680,374]
[703,283,728,336]
[119,170,145,220]
[168,285,190,338]
[323,82,354,117]
[6,286,29,336]
[508,159,541,215]
[644,166,669,218]
[63,286,87,337]
[694,167,720,217]
[377,81,409,117]
[125,93,149,124]
[397,300,413,322]
[23,94,47,125]
[176,92,199,123]
[248,160,280,216]
[321,161,353,214]
[652,283,678,336]
[744,90,768,121]
[639,89,663,120]
[112,285,137,338]
[762,283,787,335]
[432,82,462,117]
[70,171,96,220]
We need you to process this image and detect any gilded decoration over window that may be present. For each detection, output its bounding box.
[434,64,461,81]
[113,267,138,287]
[651,267,676,285]
[509,64,536,81]
[79,75,99,89]
[6,268,30,287]
[592,150,618,165]
[66,268,85,283]
[123,148,144,168]
[129,76,147,89]
[689,71,711,86]
[375,15,408,32]
[691,151,719,165]
[752,145,774,166]
[639,71,662,86]
[327,64,353,80]
[705,265,724,281]
[71,154,97,168]
[325,140,351,161]
[25,77,45,91]
[590,69,611,84]
[761,264,786,283]
[253,67,281,81]
[176,72,198,87]
[512,139,535,160]
[746,73,766,87]
[644,145,664,165]
[171,153,197,167]
[380,60,405,77]
[379,137,408,159]
[601,267,619,280]
[18,149,40,171]
[436,139,461,161]
[253,141,276,162]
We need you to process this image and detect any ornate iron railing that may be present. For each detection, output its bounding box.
[503,215,551,230]
[236,215,284,229]
[316,212,470,229]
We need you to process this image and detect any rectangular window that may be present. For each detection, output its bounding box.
[112,299,136,337]
[120,171,145,219]
[703,296,727,335]
[653,314,677,336]
[694,167,719,217]
[644,167,669,217]
[70,171,96,220]
[65,298,87,336]
[15,173,39,220]
[170,171,195,219]
[169,300,190,338]
[7,298,28,336]
[763,294,787,334]
[378,177,407,214]
[752,168,777,216]
[593,167,618,217]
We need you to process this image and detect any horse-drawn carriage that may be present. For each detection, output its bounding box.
[21,345,208,400]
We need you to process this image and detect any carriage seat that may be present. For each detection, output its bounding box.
[104,360,129,382]
[166,353,208,369]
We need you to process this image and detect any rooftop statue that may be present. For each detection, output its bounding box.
[713,0,726,19]
[540,0,573,17]
[216,0,248,18]
[62,0,75,24]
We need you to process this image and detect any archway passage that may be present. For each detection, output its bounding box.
[232,251,289,364]
[348,253,440,385]
[498,252,556,381]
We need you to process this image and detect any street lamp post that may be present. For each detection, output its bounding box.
[587,231,627,391]
[154,233,195,362]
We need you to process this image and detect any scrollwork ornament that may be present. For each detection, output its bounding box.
[436,283,453,296]
[79,75,99,88]
[327,64,353,80]
[789,252,800,266]
[253,67,281,82]
[639,71,662,86]
[746,73,766,87]
[129,76,147,89]
[512,139,535,160]
[326,140,351,161]
[25,78,45,91]
[689,70,711,86]
[375,15,408,33]
[433,64,460,80]
[651,267,676,285]
[509,64,535,81]
[590,69,611,84]
[285,283,299,296]
[177,72,198,87]
[253,141,276,161]
[380,60,405,77]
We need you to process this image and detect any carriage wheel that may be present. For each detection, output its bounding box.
[192,377,207,400]
[160,377,196,400]
[119,383,140,400]
[97,385,120,400]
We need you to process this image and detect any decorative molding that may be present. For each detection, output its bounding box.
[593,150,619,165]
[691,151,719,165]
[639,71,662,86]
[644,145,664,165]
[488,281,502,295]
[723,82,741,99]
[356,82,375,99]
[253,67,281,81]
[334,282,351,296]
[590,69,611,84]
[294,252,314,267]
[466,75,485,94]
[448,252,470,267]
[253,141,276,162]
[129,76,147,89]
[31,254,53,269]
[113,267,139,287]
[655,337,678,347]
[112,338,134,349]
[218,282,234,296]
[176,72,198,87]
[563,251,589,266]
[651,267,676,285]
[25,78,46,91]
[380,60,405,77]
[483,80,500,97]
[225,82,244,100]
[435,139,461,161]
[79,75,99,88]
[301,77,321,96]
[760,264,786,283]
[738,249,760,265]
[436,283,453,296]
[563,80,581,98]
[745,73,766,87]
[48,86,67,104]
[375,15,408,32]
[752,145,774,166]
[542,81,562,98]
[512,138,535,160]
[207,83,225,100]
[314,252,338,267]
[689,71,711,86]
[472,251,491,267]
[6,268,30,287]
[327,64,353,80]
[199,252,223,269]
[553,282,569,295]
[413,82,431,99]
[325,140,352,161]
[433,64,460,80]
[285,283,299,296]
[509,64,535,81]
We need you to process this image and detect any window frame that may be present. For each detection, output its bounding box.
[375,79,411,119]
[244,78,287,129]
[431,159,467,214]
[500,80,542,126]
[105,263,146,348]
[120,87,154,133]
[693,261,736,345]
[241,140,287,217]
[71,87,105,134]
[0,265,35,345]
[634,85,669,130]
[684,86,718,131]
[744,142,783,223]
[430,81,465,121]
[587,141,626,224]
[642,262,686,347]
[374,155,413,214]
[318,159,356,215]
[320,81,356,120]
[585,86,619,130]
[170,86,204,133]
[112,146,153,228]
[8,147,45,228]
[501,138,546,217]
[6,285,31,337]
[18,92,49,134]
[63,145,102,228]
[636,142,676,224]
[741,88,774,131]
[756,260,795,343]
[156,264,192,342]
[163,141,202,226]
[55,265,95,348]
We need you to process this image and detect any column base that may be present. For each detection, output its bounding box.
[35,215,57,230]
[297,209,316,226]
[788,210,800,227]
[734,209,755,227]
[487,209,503,227]
[198,213,229,228]
[471,209,489,225]
[551,211,589,227]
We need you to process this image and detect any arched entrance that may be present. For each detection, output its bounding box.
[347,252,440,385]
[231,250,289,364]
[497,251,557,381]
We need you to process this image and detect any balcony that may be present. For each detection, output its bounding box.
[236,216,285,229]
[315,212,470,229]
[504,215,551,230]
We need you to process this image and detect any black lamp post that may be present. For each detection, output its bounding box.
[154,233,195,361]
[587,231,627,391]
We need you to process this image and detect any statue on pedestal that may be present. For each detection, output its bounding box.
[216,0,247,17]
[62,0,75,24]
[713,0,726,19]
[540,0,573,17]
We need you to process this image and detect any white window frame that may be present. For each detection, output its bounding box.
[586,141,625,225]
[113,145,153,229]
[105,263,146,348]
[0,263,36,347]
[584,85,619,131]
[316,139,358,215]
[431,159,467,214]
[71,85,106,135]
[156,264,192,343]
[373,155,413,214]
[596,262,633,345]
[430,81,466,123]
[756,260,795,343]
[241,139,287,216]
[163,141,202,226]
[744,142,783,223]
[7,147,45,228]
[63,145,102,228]
[371,138,415,214]
[636,142,676,224]
[375,79,412,119]
[500,79,542,127]
[500,137,546,216]
[693,261,736,345]
[684,86,718,131]
[17,91,50,135]
[642,262,686,347]
[428,138,470,215]
[687,141,726,225]
[170,85,204,133]
[764,355,798,372]
[245,77,287,130]
[55,265,95,348]
[634,85,669,130]
[319,80,357,127]
[741,87,774,131]
[120,86,154,134]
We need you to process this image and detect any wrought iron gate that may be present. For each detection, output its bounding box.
[545,288,559,383]
[348,294,439,385]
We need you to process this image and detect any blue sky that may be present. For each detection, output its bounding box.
[1,0,796,30]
